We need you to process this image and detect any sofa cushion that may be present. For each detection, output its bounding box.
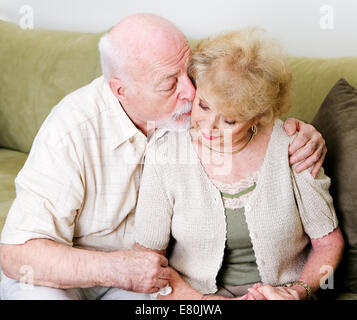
[282,57,357,123]
[334,292,357,300]
[0,148,28,233]
[0,20,104,153]
[312,78,357,293]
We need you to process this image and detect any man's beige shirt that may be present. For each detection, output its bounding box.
[1,76,161,251]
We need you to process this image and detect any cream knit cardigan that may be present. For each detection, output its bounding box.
[134,119,338,294]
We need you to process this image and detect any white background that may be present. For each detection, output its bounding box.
[0,0,356,57]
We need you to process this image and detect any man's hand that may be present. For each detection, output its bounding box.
[102,250,171,293]
[284,118,327,178]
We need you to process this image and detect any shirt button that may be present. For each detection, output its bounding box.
[250,232,257,240]
[245,204,252,212]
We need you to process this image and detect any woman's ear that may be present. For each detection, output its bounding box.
[252,116,262,127]
[109,77,126,102]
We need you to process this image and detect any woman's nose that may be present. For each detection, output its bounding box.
[205,114,219,132]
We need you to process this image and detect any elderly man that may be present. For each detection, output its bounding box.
[0,14,326,300]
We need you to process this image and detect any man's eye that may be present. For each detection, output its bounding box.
[161,79,177,92]
[199,103,209,111]
[168,83,177,91]
[162,84,175,92]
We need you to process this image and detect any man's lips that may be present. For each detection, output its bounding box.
[175,111,191,121]
[176,111,191,120]
[201,131,219,140]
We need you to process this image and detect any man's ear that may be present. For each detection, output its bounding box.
[109,77,127,102]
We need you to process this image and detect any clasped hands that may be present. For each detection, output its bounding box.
[228,283,306,300]
[156,267,306,301]
[129,245,306,300]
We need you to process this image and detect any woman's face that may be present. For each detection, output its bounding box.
[190,87,255,150]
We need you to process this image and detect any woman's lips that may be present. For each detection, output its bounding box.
[201,131,219,140]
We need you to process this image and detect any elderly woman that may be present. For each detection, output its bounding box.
[134,28,344,300]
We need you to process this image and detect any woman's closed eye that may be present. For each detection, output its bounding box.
[199,102,210,111]
[224,119,236,126]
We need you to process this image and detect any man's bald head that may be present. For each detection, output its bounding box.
[99,14,195,134]
[99,13,189,82]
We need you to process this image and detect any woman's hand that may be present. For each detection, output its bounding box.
[156,267,203,300]
[239,283,307,300]
[255,284,306,300]
[283,118,327,178]
[240,283,267,300]
[157,267,248,300]
[205,283,265,300]
[202,294,249,300]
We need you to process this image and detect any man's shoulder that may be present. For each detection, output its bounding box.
[36,76,112,146]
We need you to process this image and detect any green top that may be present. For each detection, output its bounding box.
[216,183,261,286]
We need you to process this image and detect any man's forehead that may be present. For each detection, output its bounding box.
[149,47,191,82]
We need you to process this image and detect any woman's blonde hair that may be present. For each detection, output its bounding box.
[188,28,292,124]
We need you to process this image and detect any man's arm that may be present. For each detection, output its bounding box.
[0,239,171,293]
[284,118,327,178]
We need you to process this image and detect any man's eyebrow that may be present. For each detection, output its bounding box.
[158,72,179,83]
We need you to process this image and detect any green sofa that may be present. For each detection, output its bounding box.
[0,20,356,299]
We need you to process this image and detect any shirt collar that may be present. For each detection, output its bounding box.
[148,128,169,145]
[101,77,143,150]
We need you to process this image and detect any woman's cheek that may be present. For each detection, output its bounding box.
[220,128,240,146]
[190,105,202,127]
[190,110,198,128]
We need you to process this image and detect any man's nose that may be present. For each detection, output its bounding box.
[178,74,196,102]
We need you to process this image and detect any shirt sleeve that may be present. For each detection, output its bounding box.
[290,164,339,239]
[134,158,174,251]
[0,135,84,246]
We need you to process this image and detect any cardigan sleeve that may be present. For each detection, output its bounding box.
[134,160,174,250]
[290,164,339,239]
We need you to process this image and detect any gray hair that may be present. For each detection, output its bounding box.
[98,33,128,82]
